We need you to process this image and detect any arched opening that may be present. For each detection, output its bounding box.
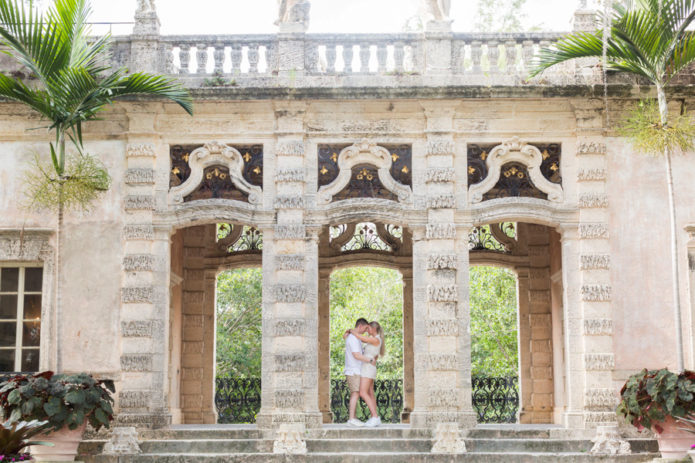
[168,222,263,425]
[469,222,565,424]
[328,266,404,423]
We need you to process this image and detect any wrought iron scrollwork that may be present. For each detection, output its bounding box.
[483,162,548,200]
[469,223,516,253]
[170,144,264,190]
[329,223,402,253]
[217,224,263,254]
[184,165,249,202]
[330,378,403,424]
[471,376,519,423]
[215,377,261,424]
[334,165,398,201]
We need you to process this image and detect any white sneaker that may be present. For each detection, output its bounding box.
[347,418,364,427]
[364,417,381,427]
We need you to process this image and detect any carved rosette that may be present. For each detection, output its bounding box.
[168,142,262,205]
[317,139,412,205]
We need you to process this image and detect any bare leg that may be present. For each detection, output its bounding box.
[360,378,377,418]
[349,391,360,420]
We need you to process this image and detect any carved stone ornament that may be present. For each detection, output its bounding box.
[273,423,307,455]
[468,137,564,203]
[102,427,142,455]
[431,423,467,454]
[168,142,262,205]
[317,139,412,205]
[589,425,631,455]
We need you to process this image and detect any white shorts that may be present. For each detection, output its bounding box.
[360,359,376,379]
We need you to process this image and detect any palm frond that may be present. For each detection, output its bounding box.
[107,72,194,115]
[0,73,53,117]
[665,30,695,80]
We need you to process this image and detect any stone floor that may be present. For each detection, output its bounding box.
[77,424,662,462]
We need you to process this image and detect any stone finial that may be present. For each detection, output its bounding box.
[572,0,598,32]
[422,0,453,32]
[133,0,160,35]
[102,427,141,455]
[273,423,307,455]
[589,425,631,455]
[276,0,311,33]
[431,423,467,454]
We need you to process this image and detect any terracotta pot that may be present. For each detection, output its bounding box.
[655,416,694,459]
[30,422,86,462]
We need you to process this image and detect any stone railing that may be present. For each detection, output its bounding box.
[108,30,605,89]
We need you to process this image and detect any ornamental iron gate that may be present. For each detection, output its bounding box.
[213,376,519,424]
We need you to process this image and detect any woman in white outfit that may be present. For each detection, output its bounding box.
[348,321,385,427]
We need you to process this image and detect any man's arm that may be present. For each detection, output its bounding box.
[352,351,376,364]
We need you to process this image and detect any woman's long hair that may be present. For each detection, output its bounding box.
[370,321,385,356]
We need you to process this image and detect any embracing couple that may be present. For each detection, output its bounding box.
[343,317,385,427]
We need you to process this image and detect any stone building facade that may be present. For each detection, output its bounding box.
[1,1,695,442]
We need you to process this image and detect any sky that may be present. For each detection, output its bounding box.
[83,0,579,36]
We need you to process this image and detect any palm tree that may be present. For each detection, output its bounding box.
[530,0,695,371]
[0,0,192,370]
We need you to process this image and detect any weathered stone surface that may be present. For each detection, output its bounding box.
[121,320,154,337]
[426,140,455,156]
[425,168,455,183]
[427,195,456,209]
[577,141,607,155]
[275,254,305,270]
[276,141,305,156]
[119,391,152,409]
[275,195,304,209]
[125,168,155,185]
[275,168,305,183]
[123,254,156,271]
[426,224,456,239]
[275,390,305,408]
[121,287,154,304]
[428,390,459,407]
[590,425,631,455]
[271,320,306,336]
[585,388,618,411]
[584,319,613,335]
[124,195,155,211]
[274,353,305,371]
[274,284,307,303]
[427,354,458,370]
[120,354,153,372]
[580,224,609,239]
[123,225,154,240]
[584,354,615,371]
[577,169,607,182]
[426,319,459,336]
[431,423,466,454]
[427,255,457,270]
[103,427,142,455]
[581,254,611,270]
[275,225,306,240]
[579,193,608,208]
[126,143,156,157]
[581,284,611,302]
[427,285,458,302]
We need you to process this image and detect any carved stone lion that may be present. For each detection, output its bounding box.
[423,0,451,21]
[276,0,311,27]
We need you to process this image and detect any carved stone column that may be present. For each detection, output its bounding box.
[318,268,332,423]
[257,103,321,429]
[117,108,172,429]
[411,103,476,432]
[401,271,415,423]
[688,227,695,369]
[516,268,532,422]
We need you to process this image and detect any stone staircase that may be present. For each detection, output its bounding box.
[78,424,661,462]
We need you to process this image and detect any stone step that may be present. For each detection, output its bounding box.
[80,451,661,463]
[139,439,275,454]
[306,426,432,439]
[140,427,262,440]
[466,438,658,453]
[306,438,432,453]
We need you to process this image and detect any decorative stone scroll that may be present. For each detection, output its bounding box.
[431,423,467,454]
[590,425,631,455]
[273,424,307,455]
[168,142,262,204]
[468,137,564,203]
[317,139,412,205]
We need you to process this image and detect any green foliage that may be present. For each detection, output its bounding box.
[0,0,192,210]
[617,368,695,432]
[216,268,263,378]
[470,266,519,377]
[618,99,695,155]
[0,419,51,458]
[25,152,111,210]
[0,372,115,433]
[329,267,404,379]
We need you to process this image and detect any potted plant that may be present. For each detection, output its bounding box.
[617,368,695,459]
[0,420,52,462]
[0,372,114,462]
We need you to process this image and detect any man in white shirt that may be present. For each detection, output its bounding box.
[344,318,370,427]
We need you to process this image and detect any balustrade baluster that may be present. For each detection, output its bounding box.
[471,41,482,74]
[179,44,190,74]
[326,44,337,73]
[394,43,405,73]
[248,44,259,73]
[343,43,354,73]
[196,44,208,74]
[230,44,242,74]
[165,45,175,74]
[359,43,371,73]
[213,44,225,74]
[487,41,500,73]
[452,41,466,74]
[505,40,518,74]
[377,44,387,73]
[521,40,534,74]
[305,42,319,72]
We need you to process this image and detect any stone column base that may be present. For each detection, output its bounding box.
[409,411,478,429]
[256,411,323,430]
[115,412,171,429]
[321,410,333,424]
